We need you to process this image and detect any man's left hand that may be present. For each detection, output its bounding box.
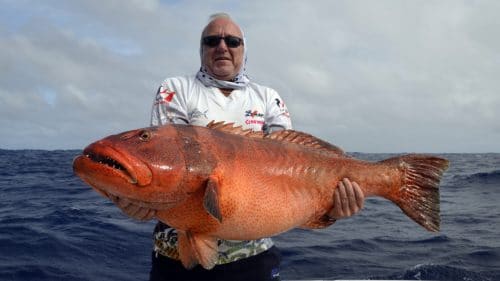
[328,178,365,220]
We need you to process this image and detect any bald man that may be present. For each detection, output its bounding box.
[118,13,364,281]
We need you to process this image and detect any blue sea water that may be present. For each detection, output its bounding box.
[0,150,499,281]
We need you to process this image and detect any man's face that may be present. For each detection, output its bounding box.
[201,18,244,81]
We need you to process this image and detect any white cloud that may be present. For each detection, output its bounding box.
[0,0,498,152]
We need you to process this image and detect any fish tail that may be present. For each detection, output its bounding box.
[380,154,449,232]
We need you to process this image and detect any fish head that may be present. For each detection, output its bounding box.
[73,125,196,211]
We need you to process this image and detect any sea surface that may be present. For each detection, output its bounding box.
[0,150,499,281]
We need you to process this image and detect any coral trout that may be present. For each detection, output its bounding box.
[73,122,449,269]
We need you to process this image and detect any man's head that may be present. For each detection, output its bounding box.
[200,13,245,81]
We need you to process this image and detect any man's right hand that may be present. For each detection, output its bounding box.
[109,195,156,221]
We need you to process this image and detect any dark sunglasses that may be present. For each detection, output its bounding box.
[202,35,243,48]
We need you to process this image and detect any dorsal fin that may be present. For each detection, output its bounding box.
[206,121,264,138]
[266,130,345,156]
[207,121,346,156]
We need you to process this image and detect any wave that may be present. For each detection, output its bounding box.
[375,263,498,281]
[2,150,499,281]
[452,170,500,185]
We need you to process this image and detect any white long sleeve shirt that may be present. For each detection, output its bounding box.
[151,75,291,132]
[150,75,292,265]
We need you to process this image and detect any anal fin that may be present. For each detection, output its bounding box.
[300,214,336,229]
[178,231,219,270]
[300,215,336,229]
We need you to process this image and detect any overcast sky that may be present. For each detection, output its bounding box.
[1,0,499,153]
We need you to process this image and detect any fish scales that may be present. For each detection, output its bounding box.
[172,128,325,237]
[200,130,334,233]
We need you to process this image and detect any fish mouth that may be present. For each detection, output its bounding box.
[82,143,152,186]
[74,142,179,211]
[85,152,137,182]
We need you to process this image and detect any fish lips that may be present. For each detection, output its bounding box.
[76,142,152,187]
[74,142,184,211]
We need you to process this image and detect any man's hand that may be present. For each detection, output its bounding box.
[328,178,365,220]
[109,195,156,221]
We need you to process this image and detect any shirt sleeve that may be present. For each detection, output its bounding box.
[265,89,293,133]
[150,78,189,126]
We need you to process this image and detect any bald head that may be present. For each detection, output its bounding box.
[201,13,243,38]
[200,14,245,81]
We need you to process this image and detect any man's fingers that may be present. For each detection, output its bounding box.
[132,206,156,221]
[352,181,365,210]
[331,187,343,218]
[143,209,157,220]
[343,178,359,213]
[330,178,366,221]
[339,179,351,216]
[110,195,155,220]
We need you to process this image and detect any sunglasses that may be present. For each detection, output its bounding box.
[202,35,243,48]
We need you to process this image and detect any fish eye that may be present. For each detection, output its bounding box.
[139,130,151,141]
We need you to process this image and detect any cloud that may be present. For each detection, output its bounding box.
[0,0,498,152]
[242,1,500,152]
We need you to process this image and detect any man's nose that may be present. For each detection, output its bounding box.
[215,38,228,51]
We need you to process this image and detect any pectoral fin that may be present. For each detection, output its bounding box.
[178,231,219,270]
[203,175,223,223]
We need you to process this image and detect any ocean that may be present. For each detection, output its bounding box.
[0,150,499,281]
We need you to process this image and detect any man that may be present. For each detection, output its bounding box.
[120,13,364,281]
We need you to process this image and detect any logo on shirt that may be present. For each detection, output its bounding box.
[190,109,208,120]
[275,98,290,118]
[245,110,264,118]
[154,86,176,105]
[244,109,265,126]
[271,267,280,279]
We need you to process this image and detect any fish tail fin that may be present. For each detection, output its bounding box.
[380,154,449,232]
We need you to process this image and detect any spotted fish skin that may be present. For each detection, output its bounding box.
[73,122,449,270]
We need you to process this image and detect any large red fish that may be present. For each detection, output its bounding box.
[73,122,449,269]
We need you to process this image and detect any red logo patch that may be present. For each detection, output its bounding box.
[155,86,176,105]
[160,88,175,102]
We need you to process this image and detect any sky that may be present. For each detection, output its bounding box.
[1,0,499,153]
